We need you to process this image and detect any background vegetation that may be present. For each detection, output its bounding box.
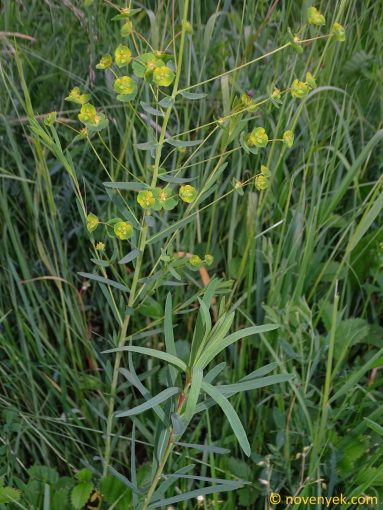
[1,0,383,508]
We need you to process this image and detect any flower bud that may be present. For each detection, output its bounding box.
[260,165,271,177]
[255,174,269,190]
[283,130,294,148]
[95,242,105,251]
[332,22,346,42]
[179,185,197,203]
[307,6,326,26]
[305,72,316,89]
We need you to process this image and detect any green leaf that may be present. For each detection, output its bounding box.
[77,272,130,293]
[119,249,141,264]
[164,294,178,384]
[216,373,293,393]
[175,442,230,454]
[183,367,203,421]
[149,482,244,508]
[201,381,251,456]
[104,181,148,191]
[103,346,187,371]
[116,387,180,417]
[75,468,92,483]
[196,324,279,368]
[119,367,166,423]
[100,476,132,509]
[136,140,159,151]
[364,417,383,437]
[71,482,93,509]
[140,101,164,116]
[179,91,208,100]
[165,138,203,147]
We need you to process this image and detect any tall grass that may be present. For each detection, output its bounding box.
[1,0,383,508]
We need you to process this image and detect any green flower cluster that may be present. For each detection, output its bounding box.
[86,213,133,243]
[188,254,214,270]
[290,72,317,99]
[307,6,346,42]
[136,185,197,211]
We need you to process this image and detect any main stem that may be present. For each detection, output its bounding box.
[102,0,190,478]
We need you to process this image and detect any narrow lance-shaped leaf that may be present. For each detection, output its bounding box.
[183,367,203,422]
[201,381,251,457]
[164,294,178,384]
[102,345,187,372]
[196,324,279,368]
[116,387,180,417]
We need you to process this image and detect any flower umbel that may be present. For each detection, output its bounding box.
[332,22,346,42]
[307,6,326,26]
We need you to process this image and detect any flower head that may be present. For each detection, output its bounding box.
[179,185,197,203]
[137,190,155,209]
[114,76,136,95]
[291,79,310,99]
[204,254,214,266]
[65,86,91,105]
[152,187,178,211]
[306,72,316,89]
[247,127,269,148]
[86,213,99,233]
[271,87,281,100]
[95,242,105,251]
[307,6,326,26]
[255,174,269,190]
[153,66,175,87]
[283,130,294,148]
[96,54,112,70]
[114,221,133,240]
[260,165,271,177]
[114,45,132,68]
[332,22,346,42]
